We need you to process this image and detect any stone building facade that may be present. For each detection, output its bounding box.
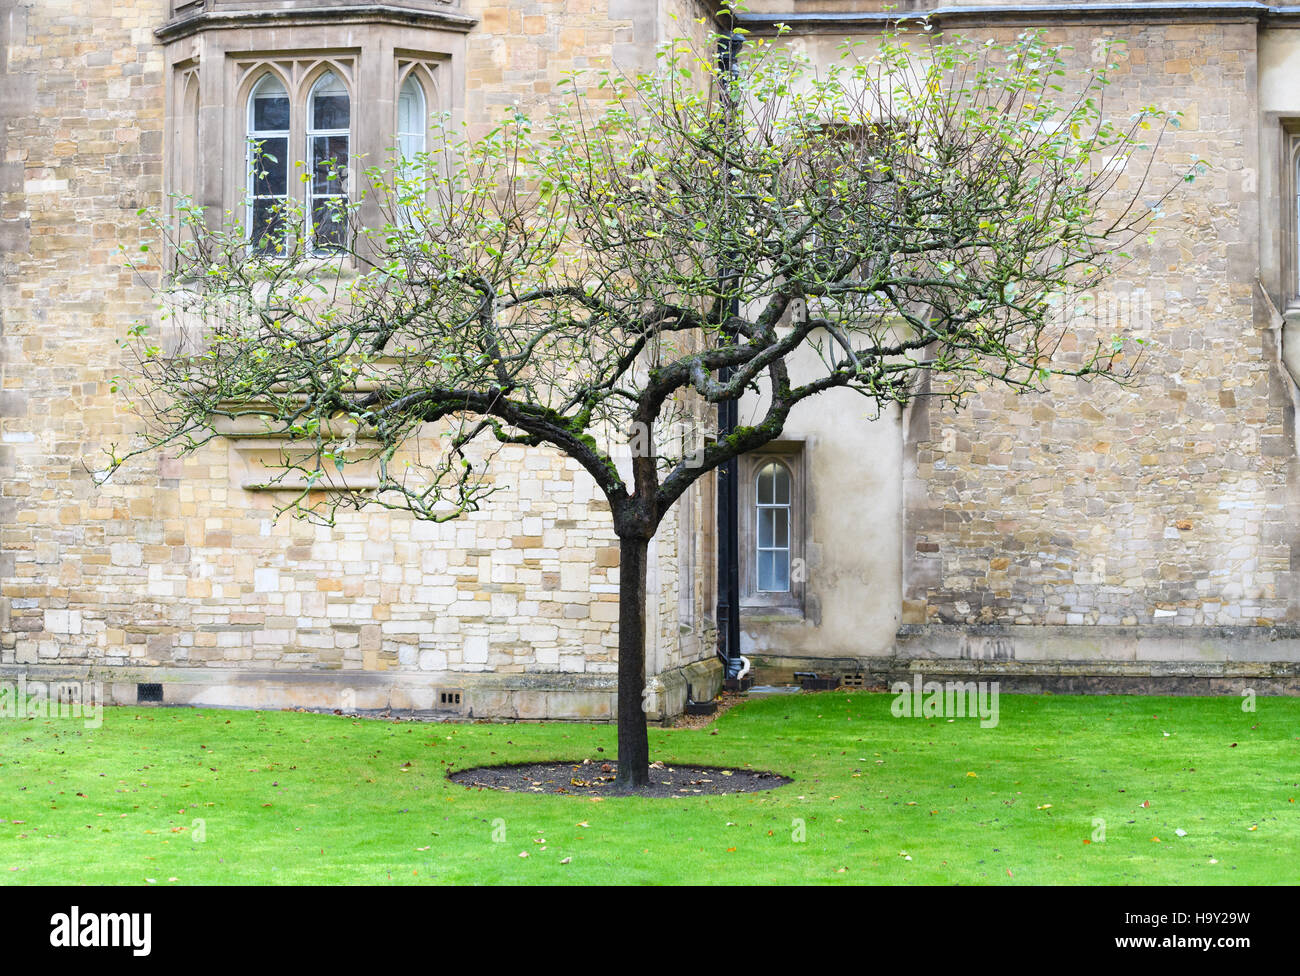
[3,0,1300,720]
[0,0,722,719]
[739,1,1300,695]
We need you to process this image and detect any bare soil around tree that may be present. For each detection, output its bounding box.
[448,759,791,797]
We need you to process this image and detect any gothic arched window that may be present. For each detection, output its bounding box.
[246,73,290,252]
[397,72,427,162]
[306,71,350,252]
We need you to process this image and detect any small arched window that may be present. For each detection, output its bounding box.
[755,461,791,592]
[306,71,350,252]
[397,73,427,162]
[246,73,290,251]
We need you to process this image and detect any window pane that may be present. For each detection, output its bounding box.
[312,198,345,250]
[251,199,286,251]
[772,507,788,548]
[758,508,773,548]
[758,550,790,593]
[398,75,426,157]
[771,551,789,591]
[253,93,289,132]
[398,133,423,165]
[756,463,775,504]
[312,135,348,193]
[251,137,287,196]
[313,93,349,130]
[772,464,790,505]
[311,73,350,130]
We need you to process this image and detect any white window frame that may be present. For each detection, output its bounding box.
[246,71,291,253]
[739,444,806,614]
[396,69,428,163]
[755,460,793,594]
[240,62,356,256]
[305,70,351,254]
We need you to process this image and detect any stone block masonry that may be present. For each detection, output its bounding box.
[0,0,722,719]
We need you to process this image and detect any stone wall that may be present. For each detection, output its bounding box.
[900,22,1293,640]
[0,0,725,718]
[13,0,1299,707]
[738,9,1300,682]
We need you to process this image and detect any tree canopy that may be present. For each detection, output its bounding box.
[109,22,1193,786]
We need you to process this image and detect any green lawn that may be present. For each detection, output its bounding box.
[1,691,1296,884]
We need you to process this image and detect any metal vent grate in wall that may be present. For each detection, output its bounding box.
[137,683,163,703]
[438,690,461,706]
[840,673,865,689]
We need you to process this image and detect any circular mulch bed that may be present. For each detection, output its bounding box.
[449,759,792,797]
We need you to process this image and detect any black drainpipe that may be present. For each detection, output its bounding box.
[716,29,743,679]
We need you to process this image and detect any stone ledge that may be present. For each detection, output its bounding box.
[156,3,477,42]
[746,653,1300,695]
[896,623,1300,640]
[736,2,1277,36]
[0,664,611,721]
[896,624,1300,665]
[0,660,723,721]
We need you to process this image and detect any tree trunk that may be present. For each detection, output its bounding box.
[613,533,651,788]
